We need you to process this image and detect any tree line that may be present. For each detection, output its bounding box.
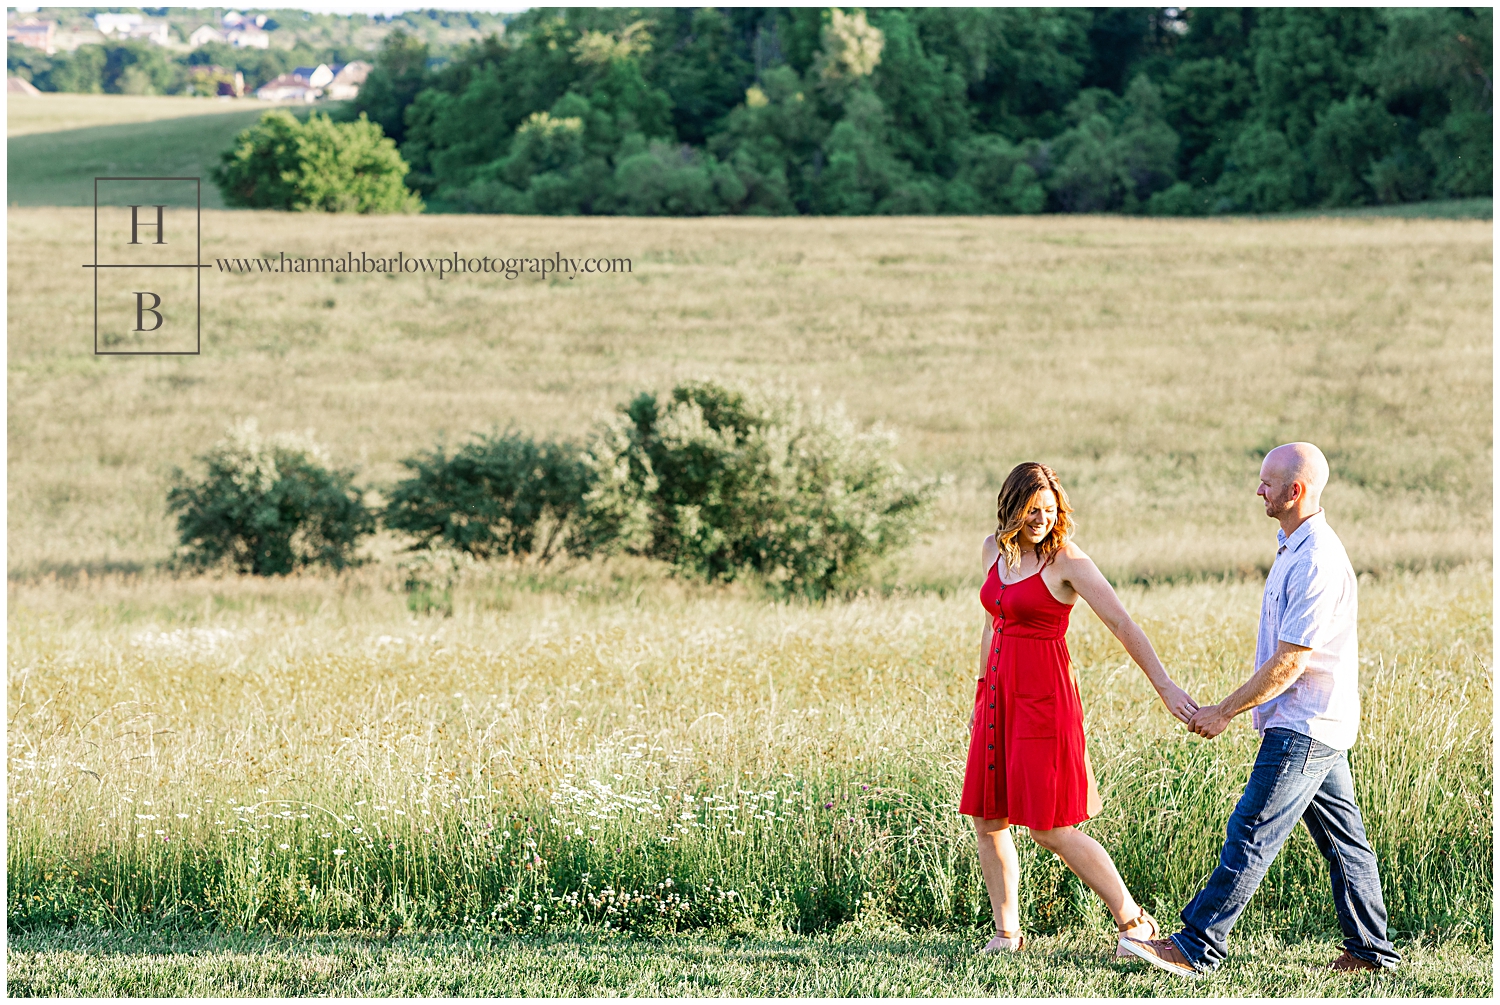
[349,7,1491,216]
[11,38,346,96]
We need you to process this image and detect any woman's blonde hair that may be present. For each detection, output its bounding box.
[995,462,1074,570]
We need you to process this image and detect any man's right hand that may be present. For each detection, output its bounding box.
[1189,703,1234,739]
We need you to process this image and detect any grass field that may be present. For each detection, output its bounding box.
[8,928,1490,997]
[6,94,320,209]
[1275,197,1493,220]
[7,95,1493,995]
[6,207,1491,584]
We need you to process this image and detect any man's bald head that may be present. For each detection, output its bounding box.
[1258,442,1328,523]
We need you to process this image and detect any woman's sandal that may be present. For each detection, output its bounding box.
[982,930,1025,953]
[1114,909,1159,958]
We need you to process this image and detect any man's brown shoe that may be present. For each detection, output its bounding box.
[1330,950,1382,973]
[1116,937,1203,980]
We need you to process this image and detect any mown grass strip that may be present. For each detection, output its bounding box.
[7,927,1491,997]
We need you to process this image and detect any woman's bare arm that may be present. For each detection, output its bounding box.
[1056,545,1199,723]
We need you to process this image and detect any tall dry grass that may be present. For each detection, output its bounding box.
[8,207,1489,941]
[8,560,1489,938]
[7,209,1491,585]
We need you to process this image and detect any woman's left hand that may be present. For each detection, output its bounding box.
[1158,682,1200,724]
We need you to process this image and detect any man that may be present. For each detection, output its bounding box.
[1119,442,1400,978]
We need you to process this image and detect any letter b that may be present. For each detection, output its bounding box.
[134,292,164,331]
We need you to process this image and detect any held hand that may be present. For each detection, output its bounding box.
[1188,703,1233,739]
[1158,682,1200,724]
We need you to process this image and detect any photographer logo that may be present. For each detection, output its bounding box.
[90,177,201,355]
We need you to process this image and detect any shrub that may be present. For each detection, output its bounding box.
[383,431,591,561]
[397,549,470,617]
[212,110,423,213]
[575,380,934,597]
[167,420,375,575]
[1213,123,1310,213]
[1145,181,1211,216]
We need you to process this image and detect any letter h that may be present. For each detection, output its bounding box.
[129,205,167,245]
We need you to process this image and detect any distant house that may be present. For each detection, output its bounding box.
[123,23,172,46]
[256,73,321,102]
[93,13,142,35]
[8,76,42,95]
[189,24,226,48]
[187,64,244,97]
[324,61,371,101]
[292,65,336,89]
[7,18,55,54]
[226,26,270,49]
[93,14,170,46]
[222,12,268,29]
[255,63,373,103]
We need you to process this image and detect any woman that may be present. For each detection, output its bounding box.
[962,462,1197,955]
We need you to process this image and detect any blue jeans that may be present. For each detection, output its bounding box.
[1172,727,1401,972]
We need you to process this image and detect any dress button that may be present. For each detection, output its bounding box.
[987,744,993,750]
[987,764,993,770]
[988,703,995,709]
[988,723,994,729]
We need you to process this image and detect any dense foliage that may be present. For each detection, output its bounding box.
[575,380,934,596]
[354,7,1491,215]
[191,383,928,593]
[212,110,423,213]
[384,431,591,561]
[166,420,375,576]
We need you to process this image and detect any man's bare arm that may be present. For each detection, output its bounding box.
[1188,639,1312,739]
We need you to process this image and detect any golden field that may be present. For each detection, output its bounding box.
[6,208,1491,584]
[6,197,1491,995]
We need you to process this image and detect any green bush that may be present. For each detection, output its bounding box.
[212,110,423,213]
[383,431,591,561]
[1145,181,1211,216]
[576,380,934,597]
[167,420,375,576]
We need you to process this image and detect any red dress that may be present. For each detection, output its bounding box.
[959,560,1102,829]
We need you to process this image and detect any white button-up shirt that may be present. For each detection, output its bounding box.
[1250,510,1361,750]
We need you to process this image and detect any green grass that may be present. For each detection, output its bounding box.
[6,96,319,209]
[1270,197,1493,220]
[7,928,1490,997]
[8,564,1489,949]
[5,93,291,138]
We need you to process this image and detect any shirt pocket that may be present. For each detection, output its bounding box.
[1013,691,1057,739]
[1263,585,1283,628]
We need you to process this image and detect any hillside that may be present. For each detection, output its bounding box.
[6,94,323,209]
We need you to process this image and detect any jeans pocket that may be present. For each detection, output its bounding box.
[1302,739,1342,777]
[1255,728,1307,778]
